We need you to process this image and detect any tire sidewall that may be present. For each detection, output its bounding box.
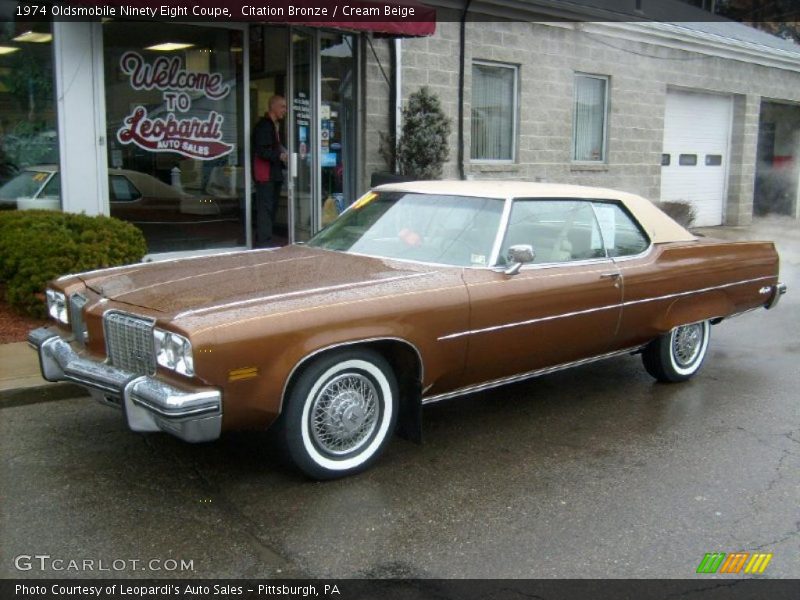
[284,349,398,478]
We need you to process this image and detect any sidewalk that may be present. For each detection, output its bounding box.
[0,341,82,406]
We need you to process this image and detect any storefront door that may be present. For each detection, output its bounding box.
[253,27,359,245]
[319,32,358,229]
[289,29,315,243]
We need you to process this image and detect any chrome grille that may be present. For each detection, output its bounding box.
[103,311,156,375]
[69,293,88,345]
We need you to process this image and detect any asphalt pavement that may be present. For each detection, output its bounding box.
[1,216,798,579]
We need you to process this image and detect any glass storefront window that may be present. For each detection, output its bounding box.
[103,21,246,253]
[0,19,59,211]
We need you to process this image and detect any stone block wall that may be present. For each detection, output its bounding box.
[364,16,800,225]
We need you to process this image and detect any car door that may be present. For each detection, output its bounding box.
[457,198,623,387]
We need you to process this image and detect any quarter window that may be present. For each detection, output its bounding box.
[500,200,606,265]
[573,74,609,162]
[471,62,518,161]
[591,203,649,257]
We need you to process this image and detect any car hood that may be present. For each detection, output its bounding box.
[79,246,436,317]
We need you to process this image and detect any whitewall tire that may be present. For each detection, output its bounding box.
[642,320,711,383]
[281,348,398,479]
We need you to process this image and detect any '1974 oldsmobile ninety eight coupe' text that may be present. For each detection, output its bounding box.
[30,181,787,478]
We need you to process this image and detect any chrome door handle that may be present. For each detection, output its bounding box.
[600,272,620,279]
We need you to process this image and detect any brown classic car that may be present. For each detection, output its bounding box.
[29,181,786,478]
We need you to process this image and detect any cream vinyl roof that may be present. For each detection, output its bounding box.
[375,180,697,244]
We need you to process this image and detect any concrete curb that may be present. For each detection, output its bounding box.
[0,383,87,409]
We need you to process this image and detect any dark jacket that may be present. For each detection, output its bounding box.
[252,116,284,183]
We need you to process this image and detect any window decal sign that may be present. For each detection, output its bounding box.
[116,51,234,161]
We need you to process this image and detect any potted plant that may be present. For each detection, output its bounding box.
[372,86,452,186]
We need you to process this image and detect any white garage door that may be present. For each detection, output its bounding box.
[660,90,732,227]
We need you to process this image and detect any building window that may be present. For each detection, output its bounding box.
[471,62,518,162]
[0,20,60,211]
[573,74,608,162]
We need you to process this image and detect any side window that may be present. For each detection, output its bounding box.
[499,199,606,265]
[592,202,649,257]
[40,173,61,199]
[109,175,141,202]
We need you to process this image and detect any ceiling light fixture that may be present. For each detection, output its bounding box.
[145,42,195,52]
[13,31,52,43]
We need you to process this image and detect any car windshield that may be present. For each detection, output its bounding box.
[0,170,51,200]
[308,191,504,267]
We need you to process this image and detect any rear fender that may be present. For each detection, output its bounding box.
[657,291,733,332]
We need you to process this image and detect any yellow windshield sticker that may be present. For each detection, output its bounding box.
[32,172,48,182]
[352,192,377,210]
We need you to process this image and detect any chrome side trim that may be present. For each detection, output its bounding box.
[280,336,425,413]
[620,275,775,308]
[515,256,614,271]
[439,302,620,340]
[174,272,434,319]
[438,275,776,341]
[422,345,646,405]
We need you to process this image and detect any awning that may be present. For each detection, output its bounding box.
[292,1,436,37]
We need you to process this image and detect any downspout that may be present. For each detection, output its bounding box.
[392,39,402,174]
[457,0,473,180]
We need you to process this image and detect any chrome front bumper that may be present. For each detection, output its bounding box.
[28,328,222,443]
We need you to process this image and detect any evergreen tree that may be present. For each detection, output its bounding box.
[396,87,452,179]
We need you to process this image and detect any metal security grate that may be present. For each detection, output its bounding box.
[103,311,156,375]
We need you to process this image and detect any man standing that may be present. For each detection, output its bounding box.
[252,95,287,246]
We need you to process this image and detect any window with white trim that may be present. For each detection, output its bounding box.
[471,62,518,162]
[572,74,609,162]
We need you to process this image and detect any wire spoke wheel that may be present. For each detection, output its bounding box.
[671,322,704,368]
[310,372,380,456]
[642,319,711,383]
[283,349,399,479]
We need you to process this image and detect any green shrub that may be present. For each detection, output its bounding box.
[0,210,146,317]
[396,86,452,180]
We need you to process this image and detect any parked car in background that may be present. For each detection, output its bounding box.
[0,165,238,219]
[29,181,786,479]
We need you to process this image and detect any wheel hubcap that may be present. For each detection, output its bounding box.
[310,373,379,455]
[672,323,704,367]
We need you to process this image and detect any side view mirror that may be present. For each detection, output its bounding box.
[504,244,535,275]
